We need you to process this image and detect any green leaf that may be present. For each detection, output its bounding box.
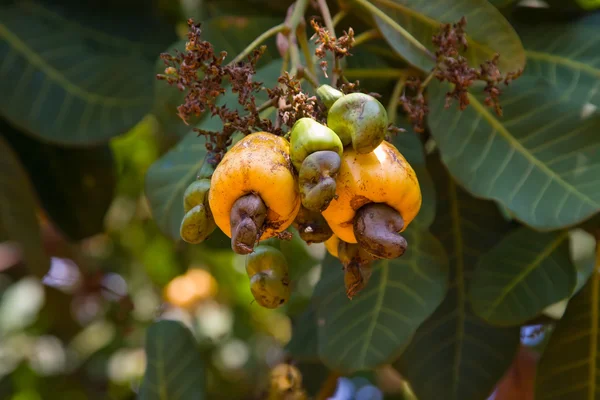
[145,60,281,240]
[428,76,600,231]
[1,120,116,241]
[394,157,520,400]
[312,225,449,373]
[286,305,319,361]
[0,0,175,145]
[469,227,576,326]
[515,12,600,107]
[392,129,435,228]
[352,0,525,73]
[0,133,48,278]
[535,268,600,400]
[139,320,205,400]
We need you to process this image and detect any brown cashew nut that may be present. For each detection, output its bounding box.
[353,203,407,260]
[230,193,267,254]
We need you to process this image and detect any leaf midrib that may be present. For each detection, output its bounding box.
[483,231,569,318]
[526,49,600,78]
[467,93,600,209]
[0,23,148,106]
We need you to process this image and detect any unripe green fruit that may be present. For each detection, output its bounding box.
[183,179,211,213]
[327,92,388,154]
[180,204,217,244]
[290,117,343,171]
[246,245,291,308]
[316,84,343,110]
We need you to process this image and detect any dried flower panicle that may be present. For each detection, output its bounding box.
[157,19,275,164]
[310,19,355,78]
[401,16,523,133]
[400,78,429,133]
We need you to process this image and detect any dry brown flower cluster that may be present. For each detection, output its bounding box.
[401,17,523,133]
[310,18,355,78]
[158,19,276,164]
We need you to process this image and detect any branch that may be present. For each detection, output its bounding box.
[229,23,287,65]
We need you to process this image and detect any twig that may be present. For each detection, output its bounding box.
[331,10,347,28]
[229,23,287,65]
[418,69,436,94]
[353,29,381,47]
[343,68,415,79]
[297,24,317,79]
[387,77,407,125]
[316,0,340,84]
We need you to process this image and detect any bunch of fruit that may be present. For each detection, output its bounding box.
[179,85,422,307]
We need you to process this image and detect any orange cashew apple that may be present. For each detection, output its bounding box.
[321,140,422,259]
[208,132,301,254]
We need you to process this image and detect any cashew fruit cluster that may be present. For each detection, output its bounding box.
[180,85,422,306]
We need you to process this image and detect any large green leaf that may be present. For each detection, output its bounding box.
[139,320,205,400]
[394,157,520,400]
[0,0,175,145]
[392,127,436,228]
[535,268,600,399]
[0,134,48,278]
[286,305,319,361]
[428,76,600,231]
[145,60,281,240]
[515,12,600,107]
[1,119,116,241]
[349,0,525,73]
[469,227,576,326]
[312,225,449,373]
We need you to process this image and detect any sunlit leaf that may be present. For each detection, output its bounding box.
[428,76,600,231]
[394,157,520,400]
[1,121,115,241]
[348,0,525,73]
[313,225,449,373]
[139,320,205,400]
[0,130,48,278]
[535,266,600,400]
[469,227,576,326]
[515,12,600,107]
[145,60,281,240]
[0,0,175,145]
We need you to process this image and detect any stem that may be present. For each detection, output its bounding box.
[229,23,286,65]
[419,69,437,94]
[331,10,347,28]
[352,29,381,47]
[297,25,317,79]
[289,40,302,77]
[343,68,414,79]
[300,68,319,88]
[353,0,435,61]
[387,76,407,125]
[316,0,340,85]
[287,0,310,33]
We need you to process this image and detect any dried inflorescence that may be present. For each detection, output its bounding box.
[158,19,276,164]
[401,16,523,133]
[310,18,355,78]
